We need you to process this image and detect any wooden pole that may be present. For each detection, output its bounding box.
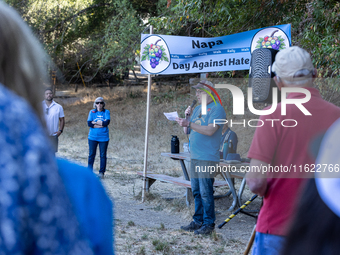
[243,224,256,255]
[142,26,153,203]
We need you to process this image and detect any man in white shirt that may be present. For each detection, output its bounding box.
[42,88,65,152]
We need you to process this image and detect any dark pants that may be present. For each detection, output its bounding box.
[50,135,58,153]
[88,139,109,173]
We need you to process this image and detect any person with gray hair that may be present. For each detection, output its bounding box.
[246,46,340,255]
[87,97,111,178]
[0,1,94,253]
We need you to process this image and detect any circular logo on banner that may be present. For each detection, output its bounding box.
[250,27,290,53]
[140,35,171,74]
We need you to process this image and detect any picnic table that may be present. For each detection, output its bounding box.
[137,152,249,211]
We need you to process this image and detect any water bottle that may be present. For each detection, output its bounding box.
[171,135,180,153]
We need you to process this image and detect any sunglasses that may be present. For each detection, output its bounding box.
[95,102,104,105]
[45,108,49,114]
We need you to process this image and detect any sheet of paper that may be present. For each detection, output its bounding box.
[164,111,179,121]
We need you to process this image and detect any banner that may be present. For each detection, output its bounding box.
[140,24,291,75]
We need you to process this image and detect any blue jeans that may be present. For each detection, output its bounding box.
[88,139,109,173]
[190,159,216,226]
[252,232,286,255]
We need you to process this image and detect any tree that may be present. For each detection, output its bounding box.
[150,0,340,78]
[6,0,144,82]
[4,0,340,83]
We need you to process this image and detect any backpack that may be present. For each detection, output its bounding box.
[220,128,238,160]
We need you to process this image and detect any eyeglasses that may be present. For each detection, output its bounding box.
[95,102,104,105]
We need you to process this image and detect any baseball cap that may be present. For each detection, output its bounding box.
[272,46,314,83]
[192,80,215,90]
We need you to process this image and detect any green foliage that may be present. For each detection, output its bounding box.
[150,0,340,78]
[5,0,340,81]
[92,0,142,74]
[127,90,143,99]
[127,220,135,226]
[5,0,144,80]
[152,90,175,104]
[152,239,171,252]
[137,246,146,255]
[130,0,159,17]
[299,1,340,78]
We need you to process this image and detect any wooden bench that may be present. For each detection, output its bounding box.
[137,171,229,190]
[137,171,234,206]
[143,152,249,209]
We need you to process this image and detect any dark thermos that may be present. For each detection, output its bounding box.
[171,135,180,153]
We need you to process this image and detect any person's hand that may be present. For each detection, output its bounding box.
[91,121,96,124]
[96,120,103,126]
[54,131,62,137]
[94,124,103,128]
[185,106,191,117]
[176,117,189,127]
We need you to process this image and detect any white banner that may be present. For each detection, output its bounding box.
[140,24,291,75]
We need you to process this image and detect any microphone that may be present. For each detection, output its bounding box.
[186,100,197,118]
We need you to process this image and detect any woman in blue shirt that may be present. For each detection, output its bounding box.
[87,97,111,178]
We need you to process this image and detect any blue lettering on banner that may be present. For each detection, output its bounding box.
[170,48,251,59]
[192,40,224,49]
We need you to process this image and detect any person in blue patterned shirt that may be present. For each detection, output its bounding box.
[0,2,94,254]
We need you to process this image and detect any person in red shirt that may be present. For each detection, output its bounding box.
[246,46,340,255]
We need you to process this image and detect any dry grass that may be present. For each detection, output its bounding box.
[57,81,257,166]
[115,221,245,255]
[56,84,259,255]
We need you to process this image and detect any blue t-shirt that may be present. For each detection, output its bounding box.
[88,109,110,142]
[190,101,226,162]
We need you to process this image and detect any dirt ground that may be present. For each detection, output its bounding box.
[56,84,261,255]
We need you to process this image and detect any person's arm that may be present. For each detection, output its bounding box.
[56,117,65,137]
[95,110,110,127]
[88,121,95,128]
[246,158,268,196]
[102,119,110,127]
[191,122,219,136]
[95,120,110,128]
[87,110,96,127]
[176,117,220,136]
